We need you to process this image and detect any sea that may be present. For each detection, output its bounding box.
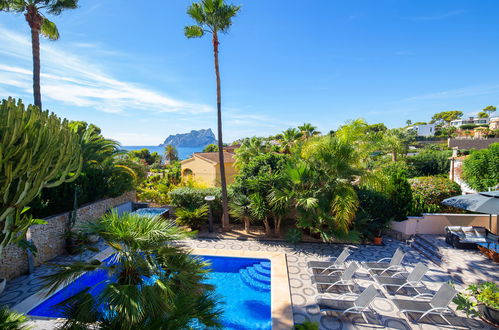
[120,146,203,160]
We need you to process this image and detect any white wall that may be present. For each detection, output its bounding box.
[391,213,498,236]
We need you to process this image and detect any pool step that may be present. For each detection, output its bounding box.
[246,267,271,284]
[260,262,271,270]
[254,263,271,276]
[239,262,271,292]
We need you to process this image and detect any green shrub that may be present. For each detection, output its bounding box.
[285,228,302,244]
[294,320,319,330]
[407,150,452,178]
[354,189,394,239]
[408,176,462,215]
[454,282,499,317]
[462,143,499,191]
[387,169,412,221]
[168,187,233,220]
[175,205,208,230]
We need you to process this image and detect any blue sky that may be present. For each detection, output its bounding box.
[1,0,499,145]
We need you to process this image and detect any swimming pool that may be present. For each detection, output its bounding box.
[132,207,169,218]
[28,255,271,329]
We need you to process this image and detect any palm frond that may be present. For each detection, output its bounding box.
[40,17,59,40]
[0,306,31,330]
[184,25,204,38]
[41,259,104,295]
[46,0,78,15]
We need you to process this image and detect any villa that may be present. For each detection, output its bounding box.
[451,116,490,127]
[180,151,238,187]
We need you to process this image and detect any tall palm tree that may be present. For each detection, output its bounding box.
[42,211,222,329]
[185,0,241,230]
[0,0,78,109]
[298,123,320,139]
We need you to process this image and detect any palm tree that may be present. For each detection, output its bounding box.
[276,136,371,241]
[234,137,267,167]
[185,0,241,230]
[229,193,252,233]
[42,211,222,329]
[164,144,179,163]
[0,0,78,109]
[280,128,302,154]
[298,123,320,139]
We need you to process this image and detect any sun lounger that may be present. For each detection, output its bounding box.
[361,247,405,275]
[391,283,457,324]
[307,247,350,274]
[316,284,378,318]
[373,262,428,294]
[311,261,359,293]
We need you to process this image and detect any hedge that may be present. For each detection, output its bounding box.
[408,176,463,215]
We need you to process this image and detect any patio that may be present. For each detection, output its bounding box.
[0,237,496,329]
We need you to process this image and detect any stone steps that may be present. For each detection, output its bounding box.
[411,234,443,266]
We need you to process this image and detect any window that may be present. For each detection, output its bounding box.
[183,168,193,176]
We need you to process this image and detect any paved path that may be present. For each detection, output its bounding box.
[0,237,496,329]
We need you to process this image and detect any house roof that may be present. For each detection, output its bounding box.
[181,152,235,165]
[448,138,499,150]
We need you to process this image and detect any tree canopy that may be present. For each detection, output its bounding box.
[431,111,463,126]
[462,143,499,191]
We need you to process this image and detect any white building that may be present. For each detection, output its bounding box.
[450,117,489,127]
[408,123,436,137]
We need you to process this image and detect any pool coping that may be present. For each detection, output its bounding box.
[13,247,294,330]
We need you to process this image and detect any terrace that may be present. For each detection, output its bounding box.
[1,234,496,329]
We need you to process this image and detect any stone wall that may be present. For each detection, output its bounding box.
[0,191,135,280]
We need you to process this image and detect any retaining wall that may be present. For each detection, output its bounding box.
[0,191,135,280]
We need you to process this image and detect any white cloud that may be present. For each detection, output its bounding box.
[0,25,213,115]
[406,84,499,101]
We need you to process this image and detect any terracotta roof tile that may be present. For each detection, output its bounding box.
[194,152,235,164]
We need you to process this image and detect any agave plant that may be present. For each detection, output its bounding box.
[42,211,222,329]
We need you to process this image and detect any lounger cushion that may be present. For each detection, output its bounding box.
[317,298,355,312]
[391,299,431,312]
[373,275,407,287]
[362,262,391,270]
[307,261,344,269]
[311,274,342,284]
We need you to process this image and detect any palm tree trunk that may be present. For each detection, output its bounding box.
[26,6,43,109]
[212,31,230,230]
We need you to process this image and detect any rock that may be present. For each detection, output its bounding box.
[159,129,217,148]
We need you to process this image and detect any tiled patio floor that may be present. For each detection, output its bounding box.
[1,237,496,329]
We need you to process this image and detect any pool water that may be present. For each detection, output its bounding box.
[132,207,169,217]
[28,255,271,329]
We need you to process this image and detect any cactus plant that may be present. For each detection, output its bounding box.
[0,97,82,255]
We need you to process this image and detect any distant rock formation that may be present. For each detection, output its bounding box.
[159,129,217,147]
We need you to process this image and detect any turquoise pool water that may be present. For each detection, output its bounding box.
[28,255,271,329]
[132,207,169,218]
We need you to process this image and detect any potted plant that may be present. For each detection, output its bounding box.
[454,282,499,326]
[373,219,392,245]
